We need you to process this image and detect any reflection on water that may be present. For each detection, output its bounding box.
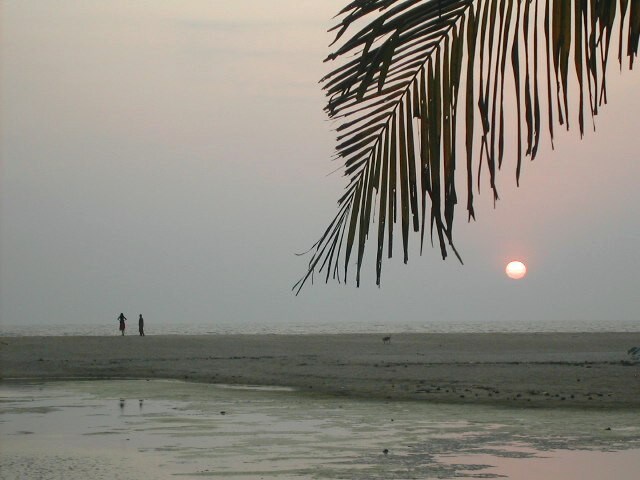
[1,380,639,479]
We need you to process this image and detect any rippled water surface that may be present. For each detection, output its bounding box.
[1,380,639,479]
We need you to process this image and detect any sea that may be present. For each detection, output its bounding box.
[1,317,638,337]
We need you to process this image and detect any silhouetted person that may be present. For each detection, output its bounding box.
[118,313,127,336]
[138,314,145,336]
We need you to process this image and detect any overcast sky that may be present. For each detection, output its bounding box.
[1,1,639,330]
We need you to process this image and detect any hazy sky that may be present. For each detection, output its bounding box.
[1,1,639,329]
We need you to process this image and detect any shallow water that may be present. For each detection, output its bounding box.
[1,380,639,479]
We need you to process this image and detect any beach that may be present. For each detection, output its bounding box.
[3,378,639,479]
[2,332,638,408]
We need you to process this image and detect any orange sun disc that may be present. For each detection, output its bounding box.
[505,261,527,279]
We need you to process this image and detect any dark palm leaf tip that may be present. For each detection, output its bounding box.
[295,0,640,294]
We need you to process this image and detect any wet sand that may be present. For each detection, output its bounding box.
[3,380,640,479]
[1,333,639,408]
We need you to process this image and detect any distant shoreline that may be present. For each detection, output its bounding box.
[2,332,639,408]
[2,319,639,337]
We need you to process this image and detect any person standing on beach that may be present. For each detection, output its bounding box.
[138,314,145,336]
[118,313,127,336]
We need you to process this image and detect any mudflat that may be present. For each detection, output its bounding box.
[1,333,638,408]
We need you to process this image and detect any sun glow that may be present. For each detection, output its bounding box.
[505,261,527,280]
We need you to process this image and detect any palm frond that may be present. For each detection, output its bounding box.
[295,0,640,293]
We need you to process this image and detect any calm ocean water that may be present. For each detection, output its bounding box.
[1,318,638,336]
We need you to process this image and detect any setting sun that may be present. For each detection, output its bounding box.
[505,261,527,279]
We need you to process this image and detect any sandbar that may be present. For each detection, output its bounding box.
[1,332,638,408]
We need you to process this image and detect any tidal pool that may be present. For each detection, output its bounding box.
[1,380,639,479]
